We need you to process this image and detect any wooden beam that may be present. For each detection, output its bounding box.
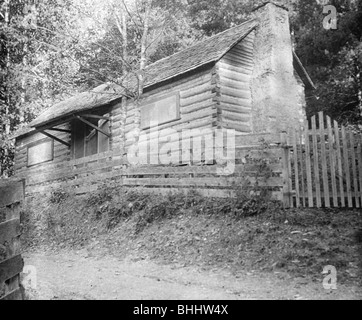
[47,128,71,134]
[81,114,110,121]
[75,115,110,138]
[39,130,71,148]
[35,115,74,132]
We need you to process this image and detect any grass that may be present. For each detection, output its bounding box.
[21,185,362,285]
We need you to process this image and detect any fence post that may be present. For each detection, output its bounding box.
[0,179,25,300]
[280,131,291,208]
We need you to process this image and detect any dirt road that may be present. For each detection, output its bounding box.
[22,250,361,300]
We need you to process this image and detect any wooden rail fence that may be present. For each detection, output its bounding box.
[284,112,362,208]
[15,133,286,200]
[0,179,25,300]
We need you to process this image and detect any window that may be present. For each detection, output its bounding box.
[27,139,54,167]
[140,92,180,129]
[71,115,110,159]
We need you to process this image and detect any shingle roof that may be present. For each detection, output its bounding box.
[29,19,258,129]
[143,19,258,87]
[23,17,314,134]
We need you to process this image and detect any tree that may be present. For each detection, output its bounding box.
[293,0,362,126]
[0,0,82,177]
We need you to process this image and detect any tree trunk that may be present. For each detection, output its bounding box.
[357,63,362,120]
[114,1,129,155]
[4,0,10,137]
[134,0,152,143]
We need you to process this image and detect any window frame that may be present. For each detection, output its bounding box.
[140,92,181,130]
[71,113,110,159]
[26,138,54,167]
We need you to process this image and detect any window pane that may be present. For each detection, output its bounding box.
[141,93,179,129]
[85,127,98,157]
[98,119,110,153]
[72,121,85,159]
[27,140,53,166]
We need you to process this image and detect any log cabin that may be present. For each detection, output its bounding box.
[11,2,314,199]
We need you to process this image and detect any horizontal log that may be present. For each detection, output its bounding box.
[223,51,254,68]
[180,82,213,100]
[24,137,283,185]
[0,181,24,207]
[143,69,213,97]
[0,255,24,283]
[231,46,254,59]
[130,186,236,198]
[217,62,252,79]
[219,77,251,92]
[220,95,252,108]
[181,91,215,108]
[220,87,252,100]
[113,127,125,138]
[110,103,124,116]
[111,112,125,123]
[222,111,251,123]
[230,42,254,54]
[120,163,281,176]
[134,187,281,201]
[221,56,254,72]
[22,151,122,180]
[235,133,282,146]
[136,112,216,137]
[0,219,21,244]
[123,176,283,188]
[181,99,216,115]
[220,102,252,114]
[24,164,283,195]
[221,120,252,133]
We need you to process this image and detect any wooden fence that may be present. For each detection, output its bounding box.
[284,112,362,208]
[12,115,362,208]
[0,179,25,300]
[15,133,285,201]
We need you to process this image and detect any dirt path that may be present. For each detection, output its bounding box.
[22,250,361,300]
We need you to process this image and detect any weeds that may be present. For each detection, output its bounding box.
[49,188,69,204]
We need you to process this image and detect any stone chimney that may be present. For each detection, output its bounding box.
[251,2,306,134]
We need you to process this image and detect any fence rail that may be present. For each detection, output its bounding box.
[15,138,286,200]
[0,180,25,300]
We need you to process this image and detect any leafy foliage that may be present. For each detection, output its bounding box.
[293,0,362,126]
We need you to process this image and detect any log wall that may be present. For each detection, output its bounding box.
[14,124,71,176]
[216,31,255,134]
[13,33,292,201]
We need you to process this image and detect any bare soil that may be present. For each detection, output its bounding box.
[22,249,361,300]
